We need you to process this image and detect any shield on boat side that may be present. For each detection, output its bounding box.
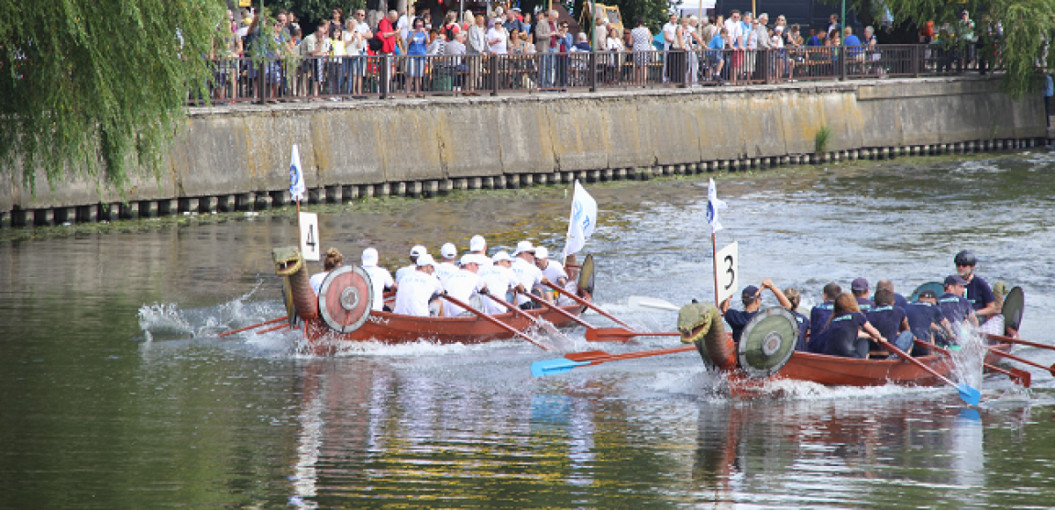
[909,281,944,302]
[578,254,595,294]
[737,307,798,378]
[318,264,374,333]
[1002,286,1024,331]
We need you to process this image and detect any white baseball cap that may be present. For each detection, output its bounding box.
[492,251,512,263]
[469,234,487,252]
[416,254,436,267]
[441,242,457,260]
[459,254,479,266]
[535,246,549,260]
[410,245,427,258]
[361,247,379,266]
[513,240,535,255]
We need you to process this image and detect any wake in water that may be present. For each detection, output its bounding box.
[136,280,286,343]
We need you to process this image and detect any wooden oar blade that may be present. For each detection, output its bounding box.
[585,327,635,342]
[565,350,614,361]
[1008,368,1031,388]
[531,358,589,377]
[627,295,681,312]
[956,384,982,407]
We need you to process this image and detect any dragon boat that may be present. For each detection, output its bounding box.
[272,246,596,355]
[676,287,1024,392]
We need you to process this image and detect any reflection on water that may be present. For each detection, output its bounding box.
[2,152,1055,507]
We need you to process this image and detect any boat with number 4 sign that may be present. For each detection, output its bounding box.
[270,245,598,355]
[675,287,1024,396]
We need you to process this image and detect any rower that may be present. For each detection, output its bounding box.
[443,255,488,316]
[468,235,493,269]
[393,254,445,317]
[720,279,791,343]
[875,279,908,308]
[395,245,428,283]
[851,277,874,312]
[810,282,841,335]
[361,247,396,311]
[904,289,953,355]
[434,242,460,283]
[810,293,885,358]
[533,246,571,303]
[479,251,524,313]
[865,288,912,356]
[954,250,1003,335]
[937,274,978,332]
[310,248,343,295]
[511,240,550,309]
[783,287,811,351]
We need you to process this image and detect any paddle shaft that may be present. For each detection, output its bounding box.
[917,340,1029,386]
[442,294,552,351]
[256,322,291,334]
[585,327,681,342]
[543,281,632,329]
[484,292,545,327]
[218,315,289,337]
[580,345,697,365]
[518,290,595,329]
[986,346,1055,375]
[986,333,1055,352]
[878,339,959,388]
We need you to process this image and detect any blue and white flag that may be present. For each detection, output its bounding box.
[564,180,598,259]
[289,144,306,202]
[706,178,727,234]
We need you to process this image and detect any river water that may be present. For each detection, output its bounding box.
[3,151,1055,508]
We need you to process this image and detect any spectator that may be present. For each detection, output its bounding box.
[662,13,679,83]
[487,17,508,55]
[445,31,467,91]
[466,14,486,94]
[504,8,524,34]
[1045,73,1053,128]
[405,17,429,96]
[329,8,343,38]
[378,10,399,55]
[631,17,653,86]
[345,19,367,96]
[522,12,533,41]
[298,20,330,100]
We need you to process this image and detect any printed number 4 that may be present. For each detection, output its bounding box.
[305,225,317,249]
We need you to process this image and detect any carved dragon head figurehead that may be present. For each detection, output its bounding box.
[677,301,737,371]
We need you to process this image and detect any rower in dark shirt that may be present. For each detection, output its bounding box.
[851,277,874,312]
[810,292,885,358]
[809,282,841,336]
[783,287,811,351]
[720,279,792,343]
[865,288,912,356]
[904,290,953,355]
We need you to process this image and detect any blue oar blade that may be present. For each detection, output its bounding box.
[956,384,981,406]
[531,358,590,377]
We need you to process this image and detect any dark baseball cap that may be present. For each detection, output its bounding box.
[944,274,968,286]
[742,285,760,299]
[851,277,869,291]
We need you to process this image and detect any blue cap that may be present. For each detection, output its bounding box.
[742,285,760,299]
[944,274,968,286]
[851,277,869,291]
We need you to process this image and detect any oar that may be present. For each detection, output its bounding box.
[531,345,697,377]
[986,333,1055,352]
[483,293,575,344]
[517,290,595,329]
[584,327,682,342]
[878,339,981,406]
[442,294,552,351]
[917,340,1031,388]
[256,322,291,334]
[985,346,1055,376]
[627,295,681,312]
[218,315,289,337]
[543,281,633,329]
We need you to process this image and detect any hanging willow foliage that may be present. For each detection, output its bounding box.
[0,0,224,194]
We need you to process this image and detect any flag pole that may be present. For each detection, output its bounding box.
[711,231,719,307]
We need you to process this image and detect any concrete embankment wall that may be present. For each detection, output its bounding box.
[1,76,1048,227]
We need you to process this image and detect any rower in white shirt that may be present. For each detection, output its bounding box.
[393,254,445,317]
[534,246,575,305]
[479,251,525,314]
[434,242,460,283]
[510,240,551,309]
[360,247,396,311]
[443,254,489,316]
[395,244,427,283]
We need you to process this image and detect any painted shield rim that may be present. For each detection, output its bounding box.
[1002,286,1024,331]
[578,254,595,294]
[318,264,374,334]
[737,307,798,379]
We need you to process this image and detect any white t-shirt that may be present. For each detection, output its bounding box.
[479,265,520,313]
[724,18,743,48]
[511,257,544,305]
[662,22,678,49]
[442,269,486,316]
[486,27,508,54]
[538,259,568,284]
[393,270,444,317]
[433,261,459,283]
[363,264,395,311]
[310,271,328,295]
[394,264,416,283]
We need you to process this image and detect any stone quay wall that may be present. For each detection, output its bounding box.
[1,76,1048,227]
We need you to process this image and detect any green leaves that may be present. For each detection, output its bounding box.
[1,0,224,195]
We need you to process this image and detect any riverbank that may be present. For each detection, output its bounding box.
[1,75,1048,228]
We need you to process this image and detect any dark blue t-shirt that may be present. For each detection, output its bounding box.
[790,309,811,351]
[905,302,944,341]
[810,302,834,335]
[856,297,874,313]
[817,312,868,358]
[964,275,995,311]
[866,305,906,343]
[938,293,972,323]
[724,309,758,343]
[893,292,908,309]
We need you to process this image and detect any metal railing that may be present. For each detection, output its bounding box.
[190,44,981,105]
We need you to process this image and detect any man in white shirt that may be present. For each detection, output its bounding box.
[434,242,460,282]
[662,13,678,82]
[510,240,550,308]
[479,251,525,314]
[443,255,489,316]
[724,10,743,49]
[395,245,427,283]
[468,234,492,269]
[361,247,396,311]
[393,254,444,317]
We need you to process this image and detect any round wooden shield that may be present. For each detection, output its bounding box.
[737,307,798,379]
[318,264,374,334]
[1002,286,1024,331]
[577,254,595,294]
[909,281,944,303]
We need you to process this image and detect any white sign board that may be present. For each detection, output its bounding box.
[299,212,320,262]
[714,241,739,305]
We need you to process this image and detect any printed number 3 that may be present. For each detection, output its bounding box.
[722,254,735,291]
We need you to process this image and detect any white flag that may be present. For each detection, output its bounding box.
[289,144,306,202]
[706,178,727,234]
[564,180,598,258]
